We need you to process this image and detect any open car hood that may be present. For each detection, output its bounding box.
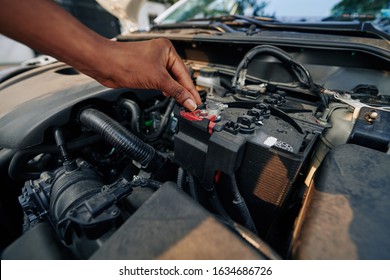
[96,0,145,31]
[1,0,390,263]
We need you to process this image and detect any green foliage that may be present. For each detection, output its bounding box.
[236,0,269,16]
[331,0,389,15]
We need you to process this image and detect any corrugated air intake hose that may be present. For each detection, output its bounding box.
[79,108,164,172]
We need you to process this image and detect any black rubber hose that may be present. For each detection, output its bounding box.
[146,98,176,142]
[8,135,101,182]
[144,97,170,114]
[208,187,231,220]
[232,45,327,107]
[79,108,164,172]
[232,45,310,88]
[228,174,258,234]
[119,99,141,134]
[187,173,199,201]
[176,167,186,190]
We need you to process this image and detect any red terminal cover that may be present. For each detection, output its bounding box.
[180,109,216,134]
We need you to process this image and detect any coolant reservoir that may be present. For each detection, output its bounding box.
[196,67,224,96]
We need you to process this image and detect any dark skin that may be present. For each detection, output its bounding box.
[0,0,201,111]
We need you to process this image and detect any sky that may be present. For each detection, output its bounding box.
[263,0,341,18]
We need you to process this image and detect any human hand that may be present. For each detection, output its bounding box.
[0,1,200,109]
[82,38,201,111]
[0,1,198,110]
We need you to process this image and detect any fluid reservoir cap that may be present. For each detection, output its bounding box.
[199,67,219,77]
[197,67,223,96]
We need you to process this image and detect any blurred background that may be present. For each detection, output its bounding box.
[1,0,389,68]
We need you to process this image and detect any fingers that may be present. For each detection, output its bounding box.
[167,47,202,106]
[160,75,197,111]
[95,38,201,111]
[157,41,200,111]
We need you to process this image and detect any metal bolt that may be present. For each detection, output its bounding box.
[199,109,208,117]
[365,110,378,124]
[369,111,378,119]
[40,171,53,183]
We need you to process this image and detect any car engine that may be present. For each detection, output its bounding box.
[0,40,389,259]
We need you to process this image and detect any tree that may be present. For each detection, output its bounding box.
[331,0,389,16]
[236,0,269,16]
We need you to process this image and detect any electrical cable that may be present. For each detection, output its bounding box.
[232,45,328,108]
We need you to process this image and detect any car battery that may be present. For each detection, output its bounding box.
[174,100,320,237]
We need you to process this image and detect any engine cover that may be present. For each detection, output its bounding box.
[292,144,390,259]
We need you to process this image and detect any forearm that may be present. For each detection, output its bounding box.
[0,0,201,110]
[0,0,107,72]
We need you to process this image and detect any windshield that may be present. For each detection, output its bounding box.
[158,0,238,23]
[155,0,390,25]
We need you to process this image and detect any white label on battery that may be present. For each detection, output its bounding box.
[264,136,278,147]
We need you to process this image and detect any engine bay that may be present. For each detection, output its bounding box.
[1,41,389,259]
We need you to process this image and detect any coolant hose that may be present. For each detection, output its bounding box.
[79,108,164,172]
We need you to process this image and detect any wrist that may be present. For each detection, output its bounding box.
[70,36,115,85]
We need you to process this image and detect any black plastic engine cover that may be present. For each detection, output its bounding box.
[91,183,265,259]
[292,144,390,259]
[349,106,390,152]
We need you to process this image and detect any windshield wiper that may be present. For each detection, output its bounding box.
[232,15,390,41]
[151,20,240,33]
[152,15,389,41]
[151,15,277,33]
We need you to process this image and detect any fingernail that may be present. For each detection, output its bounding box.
[184,99,197,111]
